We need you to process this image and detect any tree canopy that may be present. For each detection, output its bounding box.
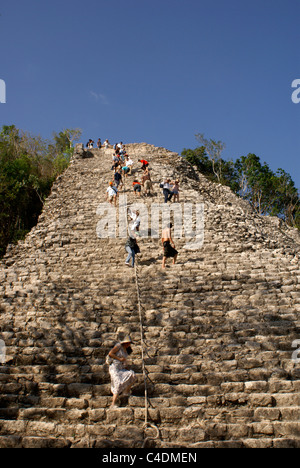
[182,135,300,230]
[0,125,81,257]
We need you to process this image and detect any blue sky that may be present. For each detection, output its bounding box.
[1,0,299,188]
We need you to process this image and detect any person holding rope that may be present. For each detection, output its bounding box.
[114,169,123,189]
[125,231,140,267]
[108,336,137,408]
[128,209,141,233]
[106,182,118,207]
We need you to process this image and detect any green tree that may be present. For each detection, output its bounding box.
[182,142,239,193]
[182,146,212,175]
[195,133,226,183]
[182,137,299,230]
[273,169,300,227]
[50,128,82,175]
[235,154,277,215]
[0,125,81,257]
[234,154,300,226]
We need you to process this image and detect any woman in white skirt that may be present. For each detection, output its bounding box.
[108,336,137,408]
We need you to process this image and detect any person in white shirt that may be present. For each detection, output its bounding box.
[125,156,134,174]
[128,209,141,234]
[160,179,174,203]
[106,182,118,206]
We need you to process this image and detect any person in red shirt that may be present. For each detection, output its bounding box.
[138,159,149,171]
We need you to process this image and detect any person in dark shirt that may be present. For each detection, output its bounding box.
[114,169,123,189]
[125,234,139,268]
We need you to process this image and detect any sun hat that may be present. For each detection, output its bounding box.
[120,335,133,344]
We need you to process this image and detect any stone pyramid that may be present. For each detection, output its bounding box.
[0,143,299,448]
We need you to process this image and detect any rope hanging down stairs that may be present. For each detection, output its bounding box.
[123,175,160,447]
[134,258,160,447]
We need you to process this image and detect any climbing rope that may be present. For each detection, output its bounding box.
[134,259,148,424]
[134,257,160,447]
[121,163,160,447]
[107,154,160,446]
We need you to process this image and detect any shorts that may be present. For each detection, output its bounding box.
[163,241,178,258]
[134,185,141,192]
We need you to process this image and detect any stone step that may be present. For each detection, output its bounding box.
[0,435,71,448]
[1,354,299,387]
[157,438,300,448]
[0,419,145,448]
[0,410,299,448]
[1,388,299,417]
[0,402,296,426]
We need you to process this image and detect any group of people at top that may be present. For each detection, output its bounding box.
[86,138,120,150]
[86,138,102,149]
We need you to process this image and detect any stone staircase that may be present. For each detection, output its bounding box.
[0,143,299,448]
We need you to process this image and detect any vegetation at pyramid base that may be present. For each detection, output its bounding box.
[0,125,81,257]
[182,134,300,230]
